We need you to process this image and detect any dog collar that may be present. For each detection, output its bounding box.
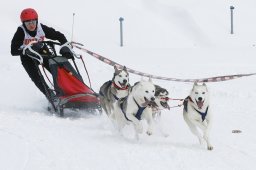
[112,82,129,90]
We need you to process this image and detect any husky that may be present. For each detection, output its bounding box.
[99,65,130,117]
[150,85,170,118]
[183,82,213,150]
[113,78,156,139]
[149,85,170,137]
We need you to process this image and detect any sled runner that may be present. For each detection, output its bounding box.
[23,41,102,117]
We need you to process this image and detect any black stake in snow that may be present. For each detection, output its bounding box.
[230,6,235,34]
[119,17,124,46]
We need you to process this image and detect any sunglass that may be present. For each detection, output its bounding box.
[24,20,37,27]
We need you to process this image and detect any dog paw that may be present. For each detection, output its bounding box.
[207,146,213,150]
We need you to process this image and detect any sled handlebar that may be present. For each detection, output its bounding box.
[40,41,61,46]
[23,41,61,64]
[23,41,44,64]
[23,41,80,64]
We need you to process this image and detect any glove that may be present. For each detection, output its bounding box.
[60,46,74,59]
[31,42,44,52]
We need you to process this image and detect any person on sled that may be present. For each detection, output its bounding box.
[11,8,74,101]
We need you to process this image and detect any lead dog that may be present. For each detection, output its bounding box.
[183,82,213,150]
[113,78,156,139]
[99,65,130,117]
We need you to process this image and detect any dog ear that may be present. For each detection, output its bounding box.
[148,77,153,83]
[114,65,118,72]
[202,83,208,91]
[123,66,127,71]
[192,82,198,91]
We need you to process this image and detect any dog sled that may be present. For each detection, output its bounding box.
[23,41,102,117]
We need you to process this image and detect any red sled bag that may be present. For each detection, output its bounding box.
[56,66,98,103]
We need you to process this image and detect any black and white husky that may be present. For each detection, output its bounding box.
[150,85,170,118]
[99,65,130,117]
[183,82,213,150]
[113,78,156,139]
[149,85,170,137]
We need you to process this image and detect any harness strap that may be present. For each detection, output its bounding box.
[120,97,146,121]
[183,96,189,112]
[193,106,209,122]
[133,98,147,120]
[120,100,132,122]
[112,94,120,100]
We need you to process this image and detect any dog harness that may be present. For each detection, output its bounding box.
[183,96,190,112]
[194,106,208,122]
[99,80,128,100]
[183,96,209,122]
[120,98,146,121]
[133,98,147,120]
[120,100,132,122]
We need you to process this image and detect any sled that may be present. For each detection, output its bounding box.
[24,41,102,117]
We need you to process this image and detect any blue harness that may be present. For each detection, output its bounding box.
[194,106,209,122]
[120,98,146,121]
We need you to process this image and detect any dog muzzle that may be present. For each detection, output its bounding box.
[118,80,128,88]
[196,100,204,109]
[160,101,170,110]
[141,97,154,107]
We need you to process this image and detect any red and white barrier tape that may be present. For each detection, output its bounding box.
[73,44,256,83]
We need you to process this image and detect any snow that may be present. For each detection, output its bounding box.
[1,0,256,170]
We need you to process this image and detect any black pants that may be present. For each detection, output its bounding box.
[20,55,51,98]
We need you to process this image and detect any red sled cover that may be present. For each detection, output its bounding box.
[57,67,98,103]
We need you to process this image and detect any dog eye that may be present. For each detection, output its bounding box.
[202,92,205,94]
[145,90,149,93]
[119,75,122,77]
[195,92,198,94]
